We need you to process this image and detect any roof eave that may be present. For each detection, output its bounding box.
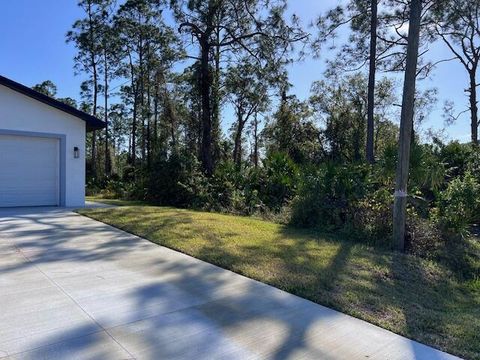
[0,75,106,131]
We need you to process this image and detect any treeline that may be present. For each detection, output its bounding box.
[60,0,480,260]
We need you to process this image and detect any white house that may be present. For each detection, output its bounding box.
[0,75,105,208]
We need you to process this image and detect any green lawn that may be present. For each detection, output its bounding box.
[79,198,479,359]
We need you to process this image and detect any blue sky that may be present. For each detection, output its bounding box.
[0,0,472,142]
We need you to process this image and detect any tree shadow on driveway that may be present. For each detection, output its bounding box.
[0,208,460,359]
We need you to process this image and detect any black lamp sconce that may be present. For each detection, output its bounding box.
[74,146,80,159]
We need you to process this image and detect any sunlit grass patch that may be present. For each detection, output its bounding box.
[79,199,480,359]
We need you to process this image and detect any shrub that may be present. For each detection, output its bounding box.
[100,178,126,199]
[409,144,446,194]
[261,152,299,211]
[351,187,393,246]
[438,171,480,234]
[290,163,371,229]
[147,151,207,207]
[206,163,269,215]
[206,161,242,211]
[375,143,397,186]
[85,179,101,196]
[439,141,476,178]
[242,167,267,214]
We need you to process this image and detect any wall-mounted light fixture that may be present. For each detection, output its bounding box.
[74,146,80,159]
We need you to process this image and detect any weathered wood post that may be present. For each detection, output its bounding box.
[393,0,422,251]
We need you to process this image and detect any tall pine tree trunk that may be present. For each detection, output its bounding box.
[90,56,98,180]
[233,110,245,167]
[87,0,98,179]
[469,72,479,145]
[211,28,221,163]
[131,84,138,168]
[147,89,152,168]
[393,0,422,251]
[139,48,146,162]
[200,39,214,175]
[131,100,137,168]
[91,73,98,179]
[366,0,378,163]
[153,80,159,151]
[129,55,137,168]
[104,50,110,177]
[253,112,259,168]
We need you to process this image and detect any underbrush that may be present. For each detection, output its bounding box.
[87,143,480,280]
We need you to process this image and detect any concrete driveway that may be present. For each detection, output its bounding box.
[0,207,459,360]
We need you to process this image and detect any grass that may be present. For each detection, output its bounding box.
[79,198,479,359]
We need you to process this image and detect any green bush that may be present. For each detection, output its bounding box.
[147,151,207,207]
[409,143,446,194]
[290,163,371,229]
[242,167,267,214]
[205,160,291,215]
[351,187,393,246]
[206,161,242,211]
[101,178,126,199]
[439,141,476,178]
[376,143,397,186]
[261,152,299,210]
[438,171,480,234]
[85,180,101,197]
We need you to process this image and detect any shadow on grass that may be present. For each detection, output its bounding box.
[385,254,479,359]
[80,206,479,359]
[5,206,474,358]
[1,208,464,360]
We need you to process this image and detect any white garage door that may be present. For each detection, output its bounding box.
[0,134,60,207]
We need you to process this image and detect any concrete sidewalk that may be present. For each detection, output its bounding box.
[0,207,460,359]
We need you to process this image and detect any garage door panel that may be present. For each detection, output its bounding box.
[0,134,59,207]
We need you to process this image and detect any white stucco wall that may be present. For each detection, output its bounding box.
[0,84,86,207]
